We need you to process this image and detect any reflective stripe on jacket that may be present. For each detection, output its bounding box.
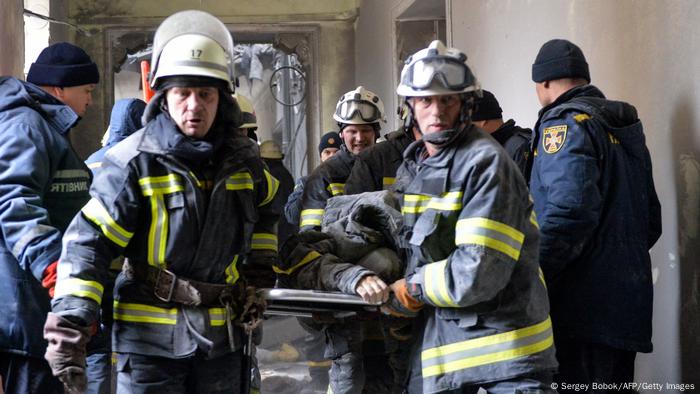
[52,120,279,359]
[396,125,557,390]
[299,146,355,231]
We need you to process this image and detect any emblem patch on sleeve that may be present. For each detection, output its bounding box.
[543,125,567,154]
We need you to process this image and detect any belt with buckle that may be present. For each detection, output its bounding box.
[122,259,242,306]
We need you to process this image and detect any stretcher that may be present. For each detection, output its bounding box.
[258,288,381,320]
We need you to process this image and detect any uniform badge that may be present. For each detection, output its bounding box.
[543,125,567,154]
[328,138,335,144]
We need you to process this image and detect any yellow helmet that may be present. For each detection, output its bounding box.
[259,140,283,159]
[234,93,257,129]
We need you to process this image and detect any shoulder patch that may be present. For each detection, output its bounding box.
[543,125,567,154]
[573,113,591,123]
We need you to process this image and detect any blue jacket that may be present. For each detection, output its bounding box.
[85,98,146,176]
[0,77,91,357]
[529,85,661,352]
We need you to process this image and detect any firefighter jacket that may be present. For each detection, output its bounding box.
[299,146,355,231]
[263,158,296,248]
[529,84,661,353]
[489,119,531,176]
[345,129,414,194]
[51,113,280,359]
[284,176,307,229]
[395,125,557,391]
[0,77,91,357]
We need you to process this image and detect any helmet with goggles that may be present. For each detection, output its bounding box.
[333,86,386,125]
[150,10,236,92]
[396,40,479,97]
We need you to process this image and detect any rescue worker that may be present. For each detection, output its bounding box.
[285,131,341,230]
[344,108,420,194]
[298,86,383,231]
[385,40,558,393]
[43,10,278,393]
[471,89,531,175]
[235,93,259,142]
[260,140,295,248]
[84,97,146,394]
[0,42,97,394]
[529,39,661,392]
[86,98,147,174]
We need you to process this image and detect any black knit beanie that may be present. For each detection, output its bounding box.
[471,90,503,121]
[532,39,590,83]
[27,42,99,87]
[318,131,341,155]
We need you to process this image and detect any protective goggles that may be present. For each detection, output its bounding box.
[334,100,382,123]
[402,56,475,90]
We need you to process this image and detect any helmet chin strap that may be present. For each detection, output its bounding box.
[405,96,473,148]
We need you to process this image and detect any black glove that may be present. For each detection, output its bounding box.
[44,313,91,393]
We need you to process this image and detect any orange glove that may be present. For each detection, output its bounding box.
[392,279,423,313]
[42,261,58,298]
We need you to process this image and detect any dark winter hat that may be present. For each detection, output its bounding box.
[27,42,99,87]
[532,39,590,83]
[318,131,341,155]
[471,90,503,121]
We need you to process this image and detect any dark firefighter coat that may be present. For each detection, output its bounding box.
[489,119,531,176]
[395,125,557,392]
[299,145,355,231]
[0,77,91,357]
[344,129,414,194]
[51,114,280,360]
[529,85,662,353]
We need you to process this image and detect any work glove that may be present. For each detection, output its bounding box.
[44,313,91,393]
[41,261,59,298]
[381,279,424,318]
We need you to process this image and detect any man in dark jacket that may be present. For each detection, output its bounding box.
[44,10,279,393]
[529,39,662,392]
[471,90,531,175]
[284,131,341,230]
[86,98,146,174]
[0,42,98,394]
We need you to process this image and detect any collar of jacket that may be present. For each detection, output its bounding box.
[0,77,79,135]
[538,84,606,119]
[490,119,517,146]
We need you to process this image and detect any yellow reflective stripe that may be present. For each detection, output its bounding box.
[139,174,184,196]
[300,209,324,227]
[273,250,321,275]
[226,172,254,191]
[225,255,240,284]
[307,360,332,367]
[208,307,237,326]
[402,191,463,214]
[54,278,104,304]
[87,162,101,169]
[252,233,278,251]
[423,260,458,307]
[538,267,547,289]
[530,211,539,229]
[455,218,524,261]
[113,301,177,325]
[421,317,554,377]
[259,170,280,206]
[147,194,168,268]
[326,183,345,196]
[82,198,133,248]
[382,177,396,189]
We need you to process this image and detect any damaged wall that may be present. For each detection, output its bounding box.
[57,0,358,168]
[449,0,699,388]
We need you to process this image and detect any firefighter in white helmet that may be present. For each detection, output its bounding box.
[44,10,279,392]
[384,40,558,393]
